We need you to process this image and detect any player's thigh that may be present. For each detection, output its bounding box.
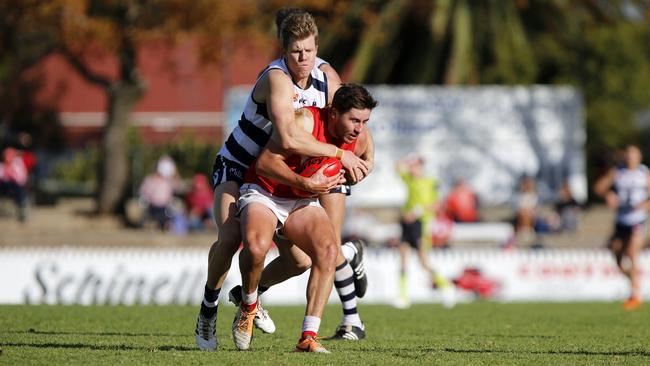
[213,181,240,226]
[283,206,337,258]
[212,181,242,245]
[319,192,346,241]
[240,202,278,253]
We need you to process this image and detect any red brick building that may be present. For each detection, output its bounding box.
[30,40,274,148]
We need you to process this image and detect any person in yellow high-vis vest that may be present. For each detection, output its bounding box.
[395,154,454,309]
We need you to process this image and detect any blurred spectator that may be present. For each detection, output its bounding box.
[0,147,29,221]
[430,208,453,247]
[15,133,37,172]
[395,154,454,308]
[513,176,538,243]
[138,155,179,231]
[186,174,215,231]
[554,180,581,233]
[444,178,480,223]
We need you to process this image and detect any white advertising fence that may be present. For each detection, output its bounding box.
[1,247,647,305]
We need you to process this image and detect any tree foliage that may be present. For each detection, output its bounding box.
[313,0,650,185]
[1,0,271,214]
[3,0,650,211]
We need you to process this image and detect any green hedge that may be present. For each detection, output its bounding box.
[50,128,219,196]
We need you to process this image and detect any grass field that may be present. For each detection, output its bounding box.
[1,302,648,365]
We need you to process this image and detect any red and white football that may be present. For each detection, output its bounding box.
[291,156,342,197]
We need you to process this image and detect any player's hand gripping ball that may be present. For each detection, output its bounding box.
[291,156,342,198]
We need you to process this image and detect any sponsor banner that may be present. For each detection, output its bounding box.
[0,247,646,305]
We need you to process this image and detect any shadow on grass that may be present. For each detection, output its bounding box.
[441,347,650,357]
[7,329,186,338]
[467,333,559,339]
[3,342,649,358]
[1,341,207,352]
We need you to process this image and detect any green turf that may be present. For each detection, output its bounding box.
[0,302,648,365]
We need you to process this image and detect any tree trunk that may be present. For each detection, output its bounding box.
[349,0,409,83]
[96,80,144,214]
[444,0,473,85]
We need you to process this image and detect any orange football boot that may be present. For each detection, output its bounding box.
[294,335,330,353]
[623,297,642,310]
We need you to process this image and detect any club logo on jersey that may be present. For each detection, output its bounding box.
[229,167,243,180]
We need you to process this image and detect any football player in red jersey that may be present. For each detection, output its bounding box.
[231,84,377,352]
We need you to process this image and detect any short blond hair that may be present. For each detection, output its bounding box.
[279,11,318,50]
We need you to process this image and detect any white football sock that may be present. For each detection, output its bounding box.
[341,242,356,262]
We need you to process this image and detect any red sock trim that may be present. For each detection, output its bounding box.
[242,301,257,313]
[302,330,317,339]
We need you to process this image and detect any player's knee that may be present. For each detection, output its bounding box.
[314,238,338,269]
[243,235,272,263]
[325,241,338,268]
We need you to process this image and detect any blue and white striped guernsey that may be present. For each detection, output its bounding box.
[614,164,649,225]
[218,57,329,169]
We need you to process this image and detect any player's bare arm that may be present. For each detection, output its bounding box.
[259,70,368,176]
[344,129,373,186]
[593,168,618,208]
[256,142,342,196]
[359,129,375,174]
[318,63,370,179]
[256,141,344,195]
[256,108,343,194]
[260,71,342,156]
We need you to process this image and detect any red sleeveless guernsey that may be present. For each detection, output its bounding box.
[244,106,357,198]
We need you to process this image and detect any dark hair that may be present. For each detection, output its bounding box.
[276,7,302,38]
[331,84,378,113]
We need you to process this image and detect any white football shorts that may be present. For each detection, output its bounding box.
[238,183,322,228]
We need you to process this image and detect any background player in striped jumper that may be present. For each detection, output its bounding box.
[594,145,650,310]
